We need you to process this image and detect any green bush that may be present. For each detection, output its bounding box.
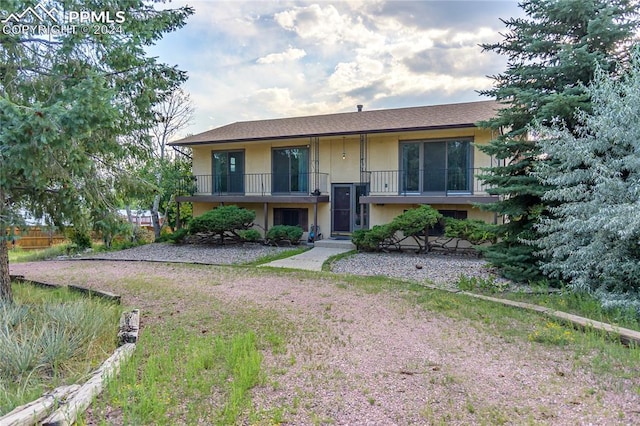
[188,206,255,235]
[67,228,92,250]
[444,218,498,244]
[352,205,442,252]
[390,205,442,236]
[351,225,395,252]
[168,228,189,244]
[266,225,303,245]
[133,226,155,244]
[238,229,262,242]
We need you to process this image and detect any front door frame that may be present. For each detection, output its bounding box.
[331,183,369,236]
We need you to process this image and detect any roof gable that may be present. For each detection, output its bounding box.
[170,100,499,146]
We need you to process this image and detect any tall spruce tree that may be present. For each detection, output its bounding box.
[476,0,639,283]
[535,51,640,314]
[0,1,193,302]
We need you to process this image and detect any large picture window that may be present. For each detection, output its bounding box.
[272,147,309,193]
[212,151,244,194]
[400,139,472,194]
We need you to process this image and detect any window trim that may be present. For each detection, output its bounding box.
[399,137,474,195]
[271,145,310,194]
[211,149,245,194]
[273,208,309,231]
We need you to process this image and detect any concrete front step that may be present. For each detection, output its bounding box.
[313,238,355,250]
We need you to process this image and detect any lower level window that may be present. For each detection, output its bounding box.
[429,210,468,236]
[274,208,308,230]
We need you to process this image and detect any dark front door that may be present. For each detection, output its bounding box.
[332,185,351,234]
[332,184,369,235]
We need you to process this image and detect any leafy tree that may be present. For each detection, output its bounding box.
[0,1,193,302]
[149,88,194,239]
[157,151,193,228]
[477,0,639,283]
[534,52,640,315]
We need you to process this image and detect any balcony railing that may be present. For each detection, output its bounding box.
[177,172,329,197]
[365,168,491,196]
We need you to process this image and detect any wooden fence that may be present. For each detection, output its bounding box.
[7,227,68,250]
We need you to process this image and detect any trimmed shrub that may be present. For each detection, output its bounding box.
[351,205,442,252]
[238,229,262,242]
[266,225,303,245]
[444,218,498,244]
[188,206,255,244]
[351,225,395,252]
[391,205,442,236]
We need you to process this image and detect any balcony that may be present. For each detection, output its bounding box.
[176,172,330,203]
[360,168,497,205]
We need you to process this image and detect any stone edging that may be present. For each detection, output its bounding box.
[3,276,139,426]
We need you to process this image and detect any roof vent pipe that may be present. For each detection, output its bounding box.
[357,104,363,112]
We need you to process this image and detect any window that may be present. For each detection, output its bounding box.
[274,208,308,230]
[400,139,472,194]
[272,147,309,193]
[212,151,244,194]
[429,210,468,236]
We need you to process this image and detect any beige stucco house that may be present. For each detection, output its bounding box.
[169,100,502,240]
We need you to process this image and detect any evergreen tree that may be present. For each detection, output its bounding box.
[535,51,640,315]
[0,1,193,302]
[476,0,639,283]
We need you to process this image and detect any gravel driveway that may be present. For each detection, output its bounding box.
[79,242,506,290]
[10,244,640,425]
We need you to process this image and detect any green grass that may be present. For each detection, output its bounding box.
[321,249,356,272]
[503,286,640,332]
[243,246,310,266]
[93,297,294,425]
[8,244,69,263]
[0,282,121,415]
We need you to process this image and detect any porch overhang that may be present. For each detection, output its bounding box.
[176,195,330,204]
[359,195,498,205]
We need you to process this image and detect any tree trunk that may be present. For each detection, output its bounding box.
[151,193,162,240]
[125,205,134,224]
[162,194,174,231]
[0,233,13,303]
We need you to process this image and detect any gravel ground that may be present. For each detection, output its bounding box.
[78,242,294,265]
[79,243,507,291]
[331,251,510,290]
[10,256,640,425]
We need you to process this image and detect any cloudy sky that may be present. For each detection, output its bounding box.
[149,1,524,137]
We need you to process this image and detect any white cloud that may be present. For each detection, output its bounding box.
[152,1,523,134]
[257,47,307,64]
[274,3,382,47]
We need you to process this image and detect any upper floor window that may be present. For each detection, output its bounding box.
[212,150,244,194]
[400,139,472,194]
[272,147,309,193]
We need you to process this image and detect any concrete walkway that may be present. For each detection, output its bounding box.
[260,246,352,271]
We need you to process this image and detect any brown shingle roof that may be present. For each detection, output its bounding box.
[170,99,499,146]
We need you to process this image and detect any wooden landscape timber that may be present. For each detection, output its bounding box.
[462,292,640,346]
[0,385,80,426]
[117,309,141,345]
[0,307,140,426]
[42,343,136,426]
